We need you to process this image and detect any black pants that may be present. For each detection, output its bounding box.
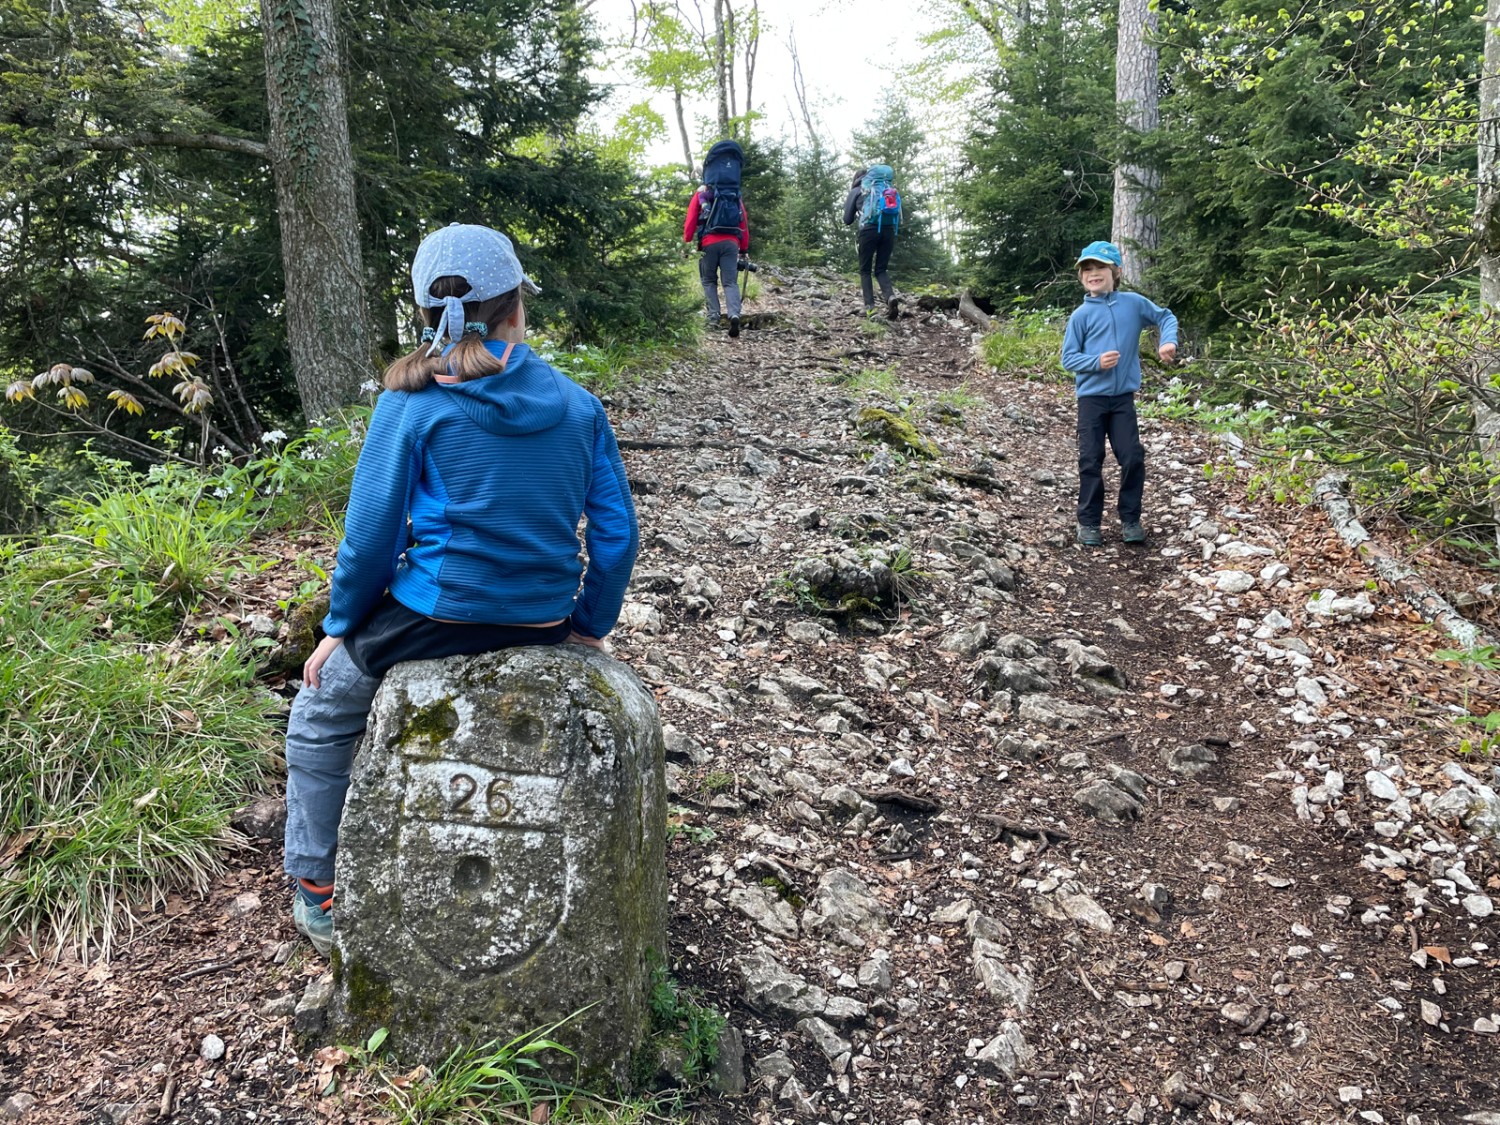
[1076,393,1145,526]
[857,225,895,308]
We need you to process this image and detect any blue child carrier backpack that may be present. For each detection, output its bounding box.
[699,139,745,241]
[860,163,902,234]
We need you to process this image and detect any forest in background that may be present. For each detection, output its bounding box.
[1,0,1499,1093]
[3,0,1499,543]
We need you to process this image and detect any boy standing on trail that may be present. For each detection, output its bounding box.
[1061,240,1178,548]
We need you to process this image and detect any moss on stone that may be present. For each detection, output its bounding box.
[341,957,396,1036]
[856,407,939,459]
[398,697,458,751]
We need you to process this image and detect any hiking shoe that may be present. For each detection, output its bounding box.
[728,316,741,338]
[293,880,333,956]
[864,306,878,319]
[1076,524,1103,547]
[1121,520,1147,544]
[887,297,900,320]
[706,316,721,330]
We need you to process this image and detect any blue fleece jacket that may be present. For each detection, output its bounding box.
[322,341,638,640]
[1061,291,1179,398]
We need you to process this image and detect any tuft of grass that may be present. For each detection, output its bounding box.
[700,770,735,792]
[934,383,983,413]
[846,364,901,400]
[339,1018,689,1123]
[0,593,279,959]
[981,311,1065,376]
[646,961,726,1085]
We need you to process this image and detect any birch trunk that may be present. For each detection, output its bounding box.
[1475,0,1500,542]
[1111,0,1160,288]
[675,86,695,177]
[714,0,730,136]
[260,0,372,422]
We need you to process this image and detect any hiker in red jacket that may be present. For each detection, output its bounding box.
[684,184,750,338]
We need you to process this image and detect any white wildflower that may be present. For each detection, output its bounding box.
[260,429,287,444]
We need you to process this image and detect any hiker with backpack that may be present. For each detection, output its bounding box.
[843,164,903,319]
[683,139,750,338]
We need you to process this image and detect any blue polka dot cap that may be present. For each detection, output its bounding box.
[412,223,542,355]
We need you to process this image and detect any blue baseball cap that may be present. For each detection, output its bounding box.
[412,223,541,355]
[1075,240,1123,269]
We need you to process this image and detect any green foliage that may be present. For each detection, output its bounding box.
[1432,645,1500,758]
[980,310,1066,376]
[846,365,902,399]
[0,590,277,959]
[0,421,46,533]
[665,807,715,846]
[1216,291,1500,535]
[953,0,1116,302]
[340,1014,678,1123]
[753,134,851,268]
[381,1022,575,1122]
[700,770,735,792]
[646,960,726,1085]
[1151,0,1480,326]
[14,423,360,638]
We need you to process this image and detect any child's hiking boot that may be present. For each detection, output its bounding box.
[1121,520,1147,545]
[728,316,741,338]
[887,297,901,320]
[293,879,334,956]
[1076,523,1103,548]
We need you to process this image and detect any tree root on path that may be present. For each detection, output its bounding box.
[1315,471,1496,651]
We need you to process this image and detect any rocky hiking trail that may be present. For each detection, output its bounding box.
[5,271,1500,1125]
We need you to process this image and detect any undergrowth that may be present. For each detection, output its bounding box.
[981,310,1064,377]
[0,591,277,959]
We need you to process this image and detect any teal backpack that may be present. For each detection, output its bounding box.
[860,164,902,234]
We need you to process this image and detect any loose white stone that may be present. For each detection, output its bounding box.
[1338,1085,1363,1103]
[1215,571,1256,594]
[1365,771,1401,802]
[1463,894,1495,919]
[200,1034,226,1062]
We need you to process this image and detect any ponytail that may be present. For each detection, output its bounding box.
[383,281,523,392]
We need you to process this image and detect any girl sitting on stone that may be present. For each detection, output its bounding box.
[282,223,639,955]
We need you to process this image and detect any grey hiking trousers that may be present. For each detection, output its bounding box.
[699,240,742,321]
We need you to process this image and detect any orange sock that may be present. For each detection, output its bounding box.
[296,879,334,911]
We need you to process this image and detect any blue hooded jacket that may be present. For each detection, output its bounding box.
[1062,291,1179,398]
[322,340,638,640]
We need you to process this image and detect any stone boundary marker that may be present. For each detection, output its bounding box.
[329,645,667,1085]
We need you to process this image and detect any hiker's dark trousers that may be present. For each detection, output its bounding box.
[1076,392,1145,527]
[699,240,742,320]
[857,225,895,309]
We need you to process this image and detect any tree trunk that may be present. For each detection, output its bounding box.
[674,85,695,177]
[742,0,758,140]
[1475,0,1500,543]
[714,0,730,137]
[260,0,373,422]
[1111,0,1160,287]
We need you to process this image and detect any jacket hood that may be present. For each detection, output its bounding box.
[435,342,570,436]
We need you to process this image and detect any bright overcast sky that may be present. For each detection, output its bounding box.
[588,0,921,169]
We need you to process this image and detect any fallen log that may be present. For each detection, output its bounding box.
[957,290,994,332]
[1315,472,1494,650]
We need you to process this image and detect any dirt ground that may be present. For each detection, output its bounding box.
[3,270,1498,1125]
